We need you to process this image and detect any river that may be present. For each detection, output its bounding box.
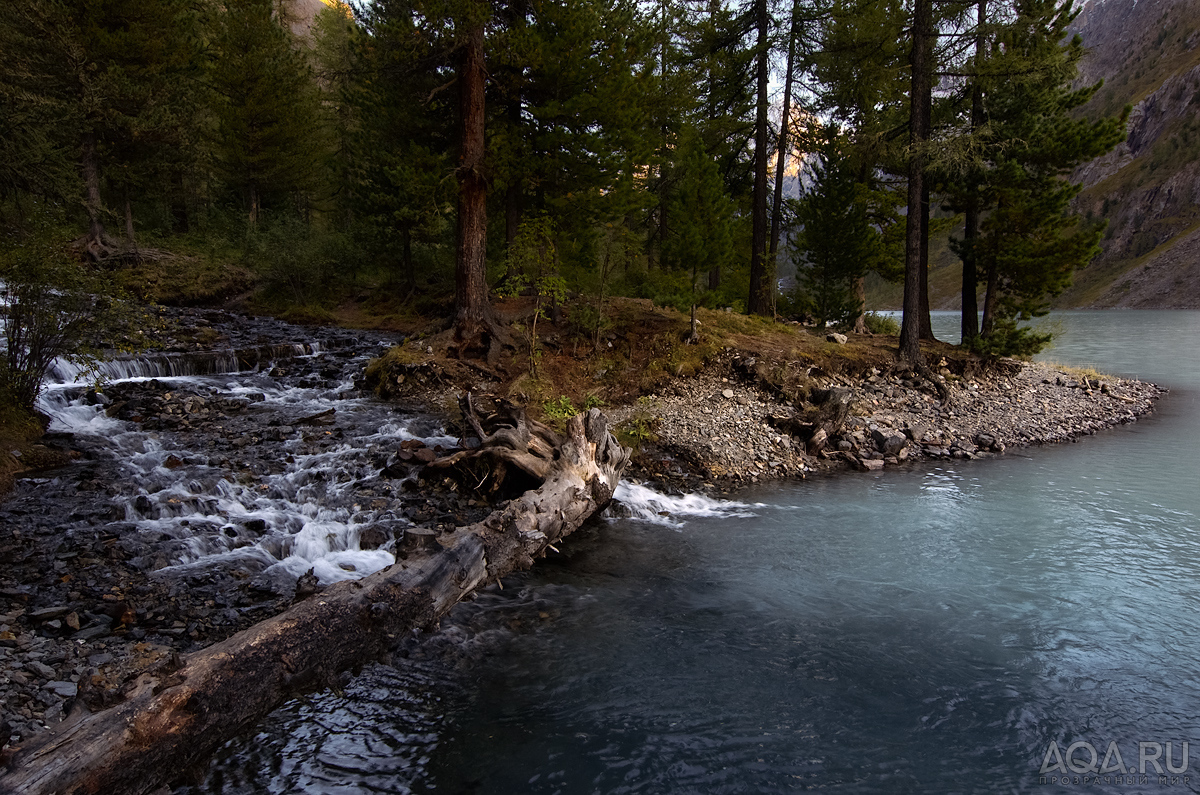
[162,311,1197,794]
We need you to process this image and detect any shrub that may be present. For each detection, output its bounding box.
[0,227,140,410]
[862,311,900,335]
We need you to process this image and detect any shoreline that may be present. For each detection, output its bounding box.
[609,354,1165,492]
[0,334,1165,770]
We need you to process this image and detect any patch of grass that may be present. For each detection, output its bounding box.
[1040,361,1113,382]
[615,415,660,451]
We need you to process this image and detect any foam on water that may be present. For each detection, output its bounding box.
[611,481,760,527]
[34,353,460,587]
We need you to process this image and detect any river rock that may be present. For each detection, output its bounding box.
[44,681,77,698]
[26,660,56,678]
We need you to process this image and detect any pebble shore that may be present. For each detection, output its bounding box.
[610,355,1164,488]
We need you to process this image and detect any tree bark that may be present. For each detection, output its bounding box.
[402,225,415,290]
[80,132,109,262]
[747,0,772,316]
[452,21,494,355]
[918,181,934,340]
[899,0,932,363]
[852,276,868,333]
[123,197,138,257]
[769,2,799,269]
[961,0,986,343]
[0,408,629,795]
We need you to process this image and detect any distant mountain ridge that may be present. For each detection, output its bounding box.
[1061,0,1200,308]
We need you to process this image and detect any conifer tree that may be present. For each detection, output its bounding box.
[1,0,202,256]
[207,0,327,227]
[945,0,1126,354]
[790,125,882,328]
[664,126,736,339]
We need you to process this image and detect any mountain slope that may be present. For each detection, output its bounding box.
[1061,0,1200,308]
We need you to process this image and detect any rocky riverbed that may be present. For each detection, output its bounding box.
[0,313,1165,764]
[0,309,492,756]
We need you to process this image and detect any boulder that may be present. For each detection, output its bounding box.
[826,332,848,344]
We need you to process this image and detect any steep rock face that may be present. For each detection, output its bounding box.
[284,0,339,37]
[1063,0,1200,307]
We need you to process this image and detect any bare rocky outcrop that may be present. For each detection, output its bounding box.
[1065,0,1200,306]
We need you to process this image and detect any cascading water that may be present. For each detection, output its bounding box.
[186,311,1200,795]
[23,321,461,593]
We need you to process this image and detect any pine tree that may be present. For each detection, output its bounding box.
[663,126,736,338]
[348,0,455,286]
[944,0,1126,354]
[1,0,202,256]
[207,0,327,226]
[746,0,773,316]
[789,125,882,328]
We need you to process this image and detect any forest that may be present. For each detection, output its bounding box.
[0,0,1128,414]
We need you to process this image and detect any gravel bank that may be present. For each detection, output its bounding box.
[610,354,1164,489]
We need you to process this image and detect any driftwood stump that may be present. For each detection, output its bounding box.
[0,408,628,795]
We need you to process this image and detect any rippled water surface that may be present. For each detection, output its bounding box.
[193,312,1200,794]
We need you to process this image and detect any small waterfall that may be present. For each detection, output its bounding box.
[45,341,330,386]
[24,329,468,588]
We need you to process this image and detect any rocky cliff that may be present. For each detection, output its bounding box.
[1062,0,1200,308]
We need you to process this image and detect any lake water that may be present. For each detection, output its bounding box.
[191,311,1200,794]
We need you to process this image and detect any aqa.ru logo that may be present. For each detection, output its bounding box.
[1038,740,1191,786]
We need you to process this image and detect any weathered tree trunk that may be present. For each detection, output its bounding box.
[0,408,629,795]
[452,22,495,357]
[919,181,934,340]
[80,132,110,263]
[768,2,799,271]
[899,0,932,364]
[248,181,260,228]
[402,225,415,289]
[747,0,772,317]
[961,0,986,343]
[123,197,138,261]
[852,276,868,333]
[980,193,1002,338]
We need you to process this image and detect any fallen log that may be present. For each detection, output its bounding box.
[0,408,628,795]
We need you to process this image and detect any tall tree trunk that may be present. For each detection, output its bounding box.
[919,181,934,340]
[853,276,867,333]
[981,257,999,336]
[981,197,1001,336]
[961,0,986,343]
[769,2,799,268]
[402,226,415,290]
[171,171,189,234]
[81,131,108,261]
[453,21,494,353]
[899,0,933,363]
[248,181,260,228]
[124,196,137,253]
[747,0,772,316]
